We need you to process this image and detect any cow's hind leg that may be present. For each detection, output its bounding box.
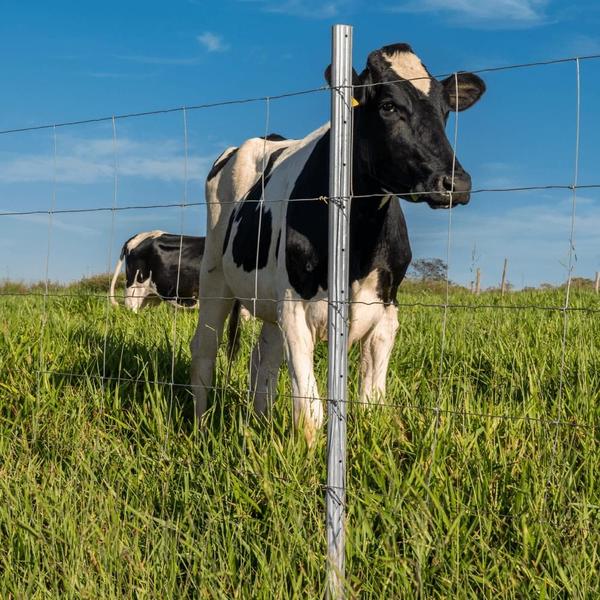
[190,286,233,420]
[250,321,283,414]
[359,304,399,405]
[280,302,323,446]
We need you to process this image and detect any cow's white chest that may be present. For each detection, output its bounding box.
[349,270,385,344]
[299,270,385,344]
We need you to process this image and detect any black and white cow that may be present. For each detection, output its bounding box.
[190,43,485,444]
[110,231,206,312]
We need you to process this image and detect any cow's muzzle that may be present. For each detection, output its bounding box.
[428,172,472,209]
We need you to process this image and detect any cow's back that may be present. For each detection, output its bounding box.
[203,131,325,321]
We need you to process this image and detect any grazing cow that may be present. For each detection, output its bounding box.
[190,43,486,444]
[110,231,205,312]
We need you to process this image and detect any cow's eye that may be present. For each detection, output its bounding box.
[380,102,396,113]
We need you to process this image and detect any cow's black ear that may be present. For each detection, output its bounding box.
[324,65,362,102]
[442,72,486,111]
[352,67,373,106]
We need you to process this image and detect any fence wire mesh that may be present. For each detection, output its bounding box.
[2,45,600,596]
[3,58,598,436]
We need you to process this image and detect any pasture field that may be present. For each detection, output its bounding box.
[1,279,599,598]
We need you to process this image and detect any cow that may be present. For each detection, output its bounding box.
[190,42,486,445]
[109,231,206,312]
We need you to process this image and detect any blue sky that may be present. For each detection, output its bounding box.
[1,0,600,288]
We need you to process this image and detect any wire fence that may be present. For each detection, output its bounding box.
[2,32,600,595]
[1,62,597,420]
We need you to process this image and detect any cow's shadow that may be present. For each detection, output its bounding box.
[51,323,245,435]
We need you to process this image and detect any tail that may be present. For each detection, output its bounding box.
[109,246,126,307]
[227,300,242,361]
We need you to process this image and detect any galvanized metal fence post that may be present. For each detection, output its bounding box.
[327,23,353,600]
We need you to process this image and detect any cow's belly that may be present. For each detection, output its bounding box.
[222,257,279,323]
[349,270,386,344]
[297,270,387,345]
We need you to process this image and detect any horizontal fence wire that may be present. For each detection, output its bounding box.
[172,465,597,536]
[3,290,600,314]
[1,51,600,136]
[31,369,598,432]
[3,184,600,217]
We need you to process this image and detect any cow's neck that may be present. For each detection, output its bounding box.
[311,127,395,226]
[286,127,410,300]
[350,129,397,230]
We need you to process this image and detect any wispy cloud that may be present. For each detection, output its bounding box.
[566,34,600,56]
[478,161,523,188]
[88,71,158,80]
[240,0,353,19]
[0,136,211,184]
[14,213,100,236]
[405,192,600,286]
[115,54,204,66]
[197,32,229,52]
[389,0,551,28]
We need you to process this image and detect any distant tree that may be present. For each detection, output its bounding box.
[409,258,448,282]
[568,277,594,289]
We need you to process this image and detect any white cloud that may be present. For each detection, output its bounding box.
[116,54,204,66]
[390,0,550,28]
[404,191,600,286]
[566,34,600,56]
[240,0,353,19]
[14,213,100,236]
[197,32,229,53]
[0,136,211,185]
[88,71,158,80]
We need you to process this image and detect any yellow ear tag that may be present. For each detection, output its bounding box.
[352,97,360,107]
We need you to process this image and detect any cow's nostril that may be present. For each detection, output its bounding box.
[440,174,471,194]
[441,176,454,192]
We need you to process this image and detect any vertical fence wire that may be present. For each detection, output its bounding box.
[242,96,271,452]
[101,116,119,404]
[35,125,58,419]
[169,107,189,419]
[426,73,460,490]
[547,57,581,515]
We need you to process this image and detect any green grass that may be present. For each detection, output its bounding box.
[1,281,599,598]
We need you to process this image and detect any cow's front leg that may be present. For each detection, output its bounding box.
[250,321,283,414]
[280,301,323,446]
[359,304,399,404]
[190,288,233,420]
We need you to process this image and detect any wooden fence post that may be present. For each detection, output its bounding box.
[500,258,508,296]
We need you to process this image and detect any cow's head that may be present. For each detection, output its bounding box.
[327,43,485,208]
[124,264,160,312]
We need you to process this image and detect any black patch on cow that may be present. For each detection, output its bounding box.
[222,210,236,255]
[227,148,286,271]
[263,133,287,142]
[286,134,330,299]
[231,206,272,272]
[286,130,412,302]
[207,147,239,181]
[275,230,281,260]
[380,42,414,56]
[124,233,205,306]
